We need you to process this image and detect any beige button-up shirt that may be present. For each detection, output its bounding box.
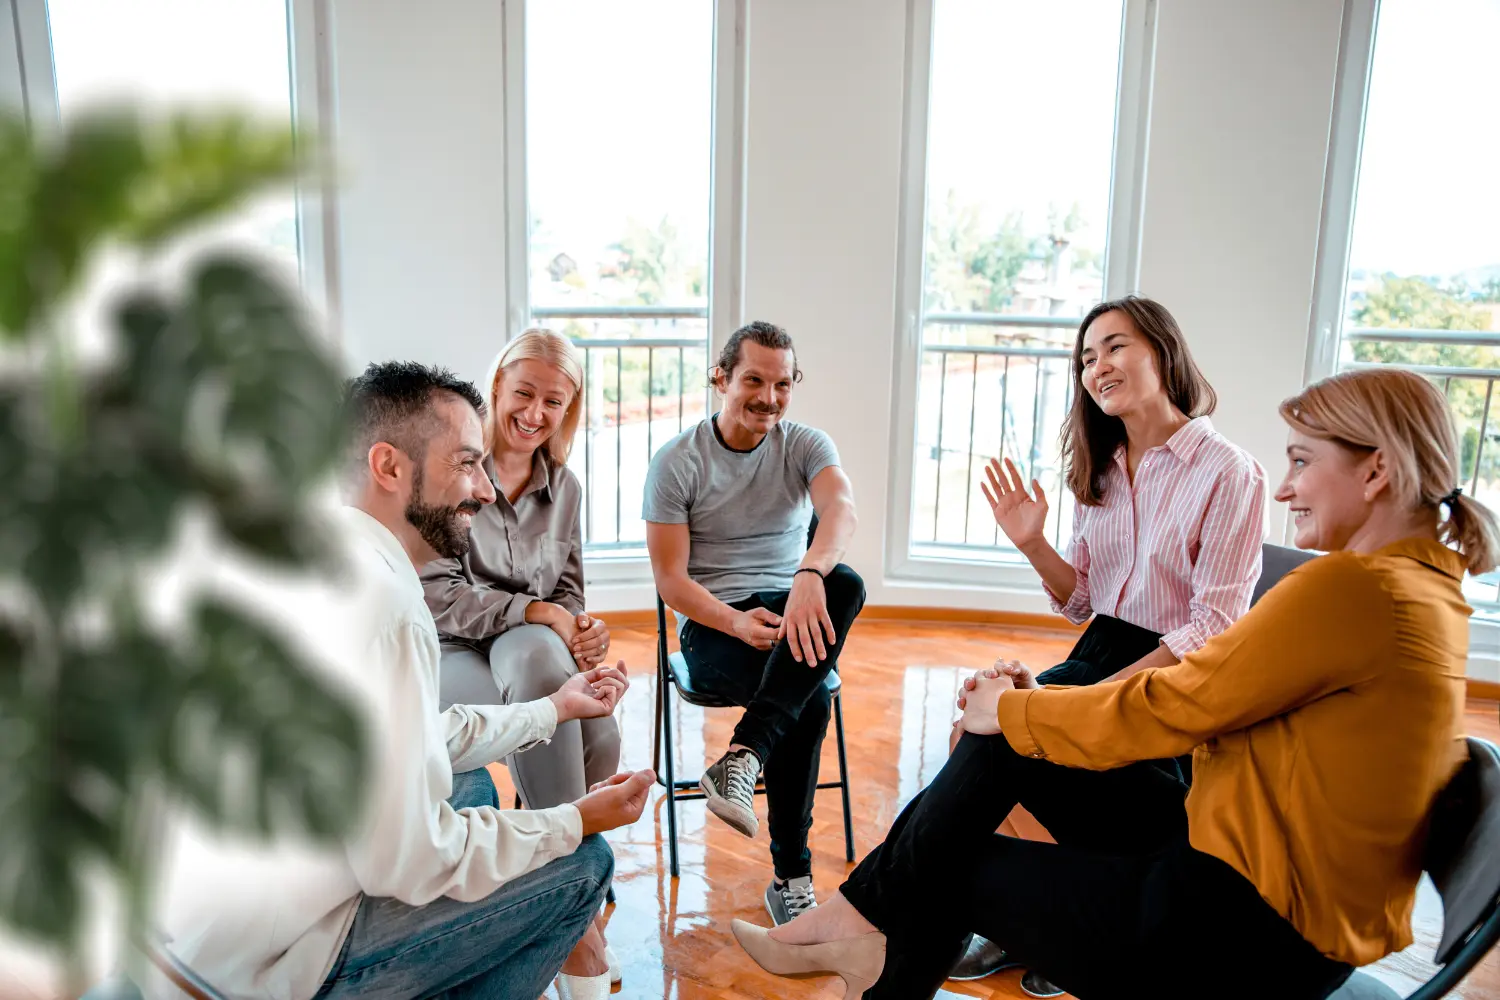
[421,453,586,642]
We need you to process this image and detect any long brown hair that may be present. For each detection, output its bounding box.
[1061,296,1217,505]
[1280,368,1499,575]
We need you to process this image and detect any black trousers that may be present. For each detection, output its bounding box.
[839,731,1352,1000]
[1038,614,1192,785]
[679,564,866,879]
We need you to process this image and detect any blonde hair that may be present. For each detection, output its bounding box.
[481,328,585,464]
[1279,367,1499,575]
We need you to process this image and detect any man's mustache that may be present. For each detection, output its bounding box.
[456,499,484,514]
[747,404,780,415]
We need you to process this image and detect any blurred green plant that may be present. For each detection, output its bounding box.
[0,109,363,972]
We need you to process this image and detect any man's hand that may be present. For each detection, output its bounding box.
[731,607,782,650]
[549,661,629,724]
[954,668,1016,736]
[570,613,610,667]
[778,571,837,665]
[575,769,655,836]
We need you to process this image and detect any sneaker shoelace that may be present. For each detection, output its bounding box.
[782,880,817,918]
[724,752,759,805]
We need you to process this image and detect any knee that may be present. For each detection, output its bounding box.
[823,564,866,613]
[493,626,575,698]
[801,682,833,726]
[575,834,615,898]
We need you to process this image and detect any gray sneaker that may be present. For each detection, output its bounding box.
[949,933,1021,980]
[1020,971,1064,997]
[700,748,761,837]
[765,876,818,926]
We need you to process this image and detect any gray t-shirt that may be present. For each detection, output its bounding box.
[643,416,841,611]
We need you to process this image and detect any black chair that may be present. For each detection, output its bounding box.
[652,590,855,879]
[1329,737,1500,999]
[1251,542,1318,607]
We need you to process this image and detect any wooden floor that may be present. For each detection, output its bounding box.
[491,620,1500,1000]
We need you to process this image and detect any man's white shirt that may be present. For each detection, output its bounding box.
[145,507,582,1000]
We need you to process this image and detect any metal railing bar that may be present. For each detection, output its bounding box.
[567,336,704,349]
[933,352,948,541]
[536,305,707,320]
[923,343,1072,359]
[1345,328,1500,348]
[963,354,979,544]
[924,312,1080,330]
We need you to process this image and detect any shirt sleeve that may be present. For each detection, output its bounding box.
[347,622,582,906]
[997,553,1392,768]
[643,446,692,524]
[794,425,841,485]
[420,557,535,640]
[1159,459,1269,658]
[1046,509,1093,624]
[547,473,586,617]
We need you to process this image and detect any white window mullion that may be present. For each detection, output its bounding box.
[1303,0,1379,388]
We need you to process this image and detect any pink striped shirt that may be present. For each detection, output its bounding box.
[1049,416,1268,658]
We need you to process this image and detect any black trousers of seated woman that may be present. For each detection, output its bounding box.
[1036,614,1193,784]
[838,731,1353,1000]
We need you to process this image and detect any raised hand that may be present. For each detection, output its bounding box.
[981,456,1049,552]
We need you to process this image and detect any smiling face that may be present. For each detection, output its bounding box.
[714,341,796,437]
[1274,427,1382,551]
[491,358,577,458]
[1078,309,1169,418]
[402,392,497,560]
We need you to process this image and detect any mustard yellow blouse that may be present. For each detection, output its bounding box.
[998,538,1471,966]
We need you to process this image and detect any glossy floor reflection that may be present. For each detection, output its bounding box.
[490,620,1500,1000]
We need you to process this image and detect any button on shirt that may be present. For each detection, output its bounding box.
[421,453,586,642]
[1049,416,1268,657]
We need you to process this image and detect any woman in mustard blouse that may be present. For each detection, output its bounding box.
[732,367,1500,1000]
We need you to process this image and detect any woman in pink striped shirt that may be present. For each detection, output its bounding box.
[954,295,1266,992]
[985,295,1267,694]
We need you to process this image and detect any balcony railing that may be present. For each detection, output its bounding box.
[1341,328,1499,616]
[531,305,709,554]
[912,315,1078,564]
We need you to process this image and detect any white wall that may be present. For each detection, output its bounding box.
[330,0,511,382]
[1136,0,1346,542]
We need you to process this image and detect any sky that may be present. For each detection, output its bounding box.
[1348,0,1500,279]
[38,0,1500,292]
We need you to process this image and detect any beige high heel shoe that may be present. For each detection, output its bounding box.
[731,919,887,998]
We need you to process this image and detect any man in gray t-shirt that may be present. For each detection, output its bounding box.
[644,321,865,925]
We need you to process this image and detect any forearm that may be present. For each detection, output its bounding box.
[658,572,742,636]
[1103,642,1178,683]
[802,498,857,575]
[1019,538,1077,603]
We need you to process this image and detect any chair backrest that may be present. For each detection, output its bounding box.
[1412,737,1500,998]
[1250,543,1317,607]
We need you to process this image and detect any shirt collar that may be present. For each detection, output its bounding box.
[1111,415,1216,472]
[339,505,423,592]
[1372,537,1468,581]
[485,451,554,504]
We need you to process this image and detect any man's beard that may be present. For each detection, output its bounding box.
[404,467,482,560]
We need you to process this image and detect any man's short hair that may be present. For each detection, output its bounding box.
[343,361,486,474]
[713,320,802,383]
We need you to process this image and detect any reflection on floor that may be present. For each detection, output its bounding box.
[487,620,1500,1000]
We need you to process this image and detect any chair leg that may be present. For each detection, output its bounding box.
[833,692,855,863]
[662,674,681,879]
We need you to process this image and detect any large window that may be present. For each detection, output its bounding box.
[524,0,716,552]
[904,0,1127,568]
[43,0,301,275]
[1335,0,1499,613]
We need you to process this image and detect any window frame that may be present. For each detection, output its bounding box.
[500,0,743,577]
[882,0,1157,589]
[7,0,339,323]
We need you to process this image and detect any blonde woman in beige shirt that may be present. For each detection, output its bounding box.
[421,330,619,823]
